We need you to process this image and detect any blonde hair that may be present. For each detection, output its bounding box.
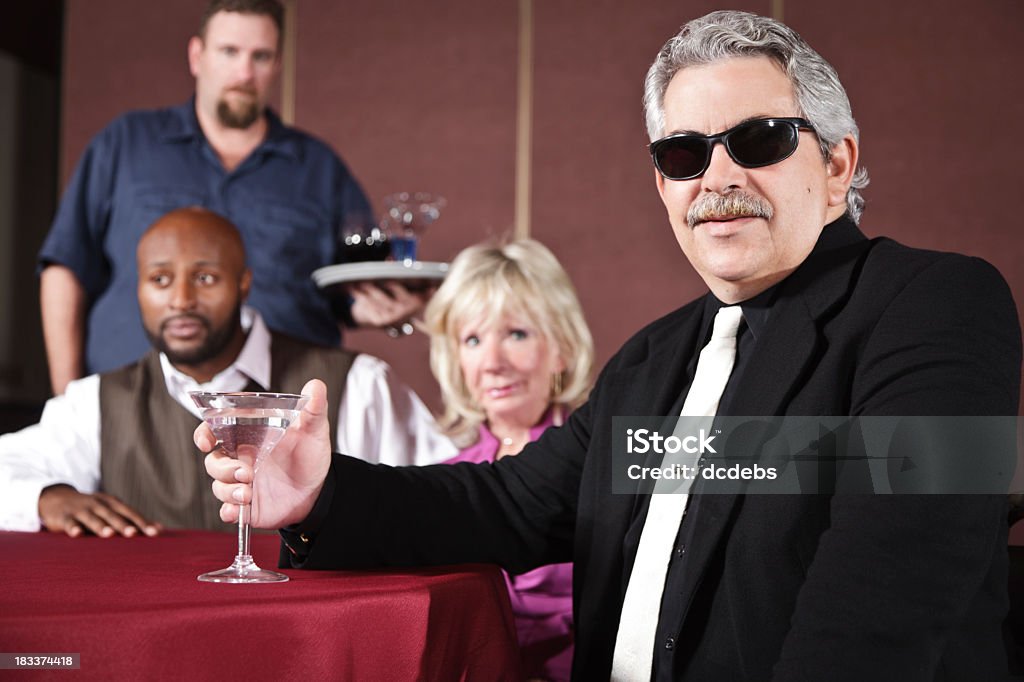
[425,238,594,446]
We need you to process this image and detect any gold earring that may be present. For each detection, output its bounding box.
[550,371,564,398]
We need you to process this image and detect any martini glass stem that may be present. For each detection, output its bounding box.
[237,503,252,564]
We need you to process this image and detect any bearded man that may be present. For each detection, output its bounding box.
[38,0,426,396]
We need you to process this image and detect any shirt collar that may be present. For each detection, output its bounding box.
[259,107,303,161]
[231,305,272,389]
[159,97,302,162]
[158,99,203,143]
[704,285,776,343]
[476,410,557,451]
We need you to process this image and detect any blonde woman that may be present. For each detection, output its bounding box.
[425,239,594,682]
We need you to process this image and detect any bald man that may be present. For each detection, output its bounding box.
[0,207,454,537]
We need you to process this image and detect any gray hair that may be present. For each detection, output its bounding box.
[643,10,869,224]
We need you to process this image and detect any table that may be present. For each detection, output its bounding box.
[0,530,523,681]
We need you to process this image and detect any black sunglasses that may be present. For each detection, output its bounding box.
[650,117,815,181]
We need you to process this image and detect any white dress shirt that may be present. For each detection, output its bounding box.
[0,308,456,531]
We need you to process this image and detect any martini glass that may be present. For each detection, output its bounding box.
[382,192,446,263]
[190,391,309,583]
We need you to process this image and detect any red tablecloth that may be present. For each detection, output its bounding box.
[0,530,522,681]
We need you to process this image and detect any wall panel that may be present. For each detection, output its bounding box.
[294,0,519,408]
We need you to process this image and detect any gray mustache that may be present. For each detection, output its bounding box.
[687,192,774,229]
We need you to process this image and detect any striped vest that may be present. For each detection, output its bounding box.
[98,333,353,531]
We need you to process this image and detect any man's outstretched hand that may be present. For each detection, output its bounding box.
[198,379,333,529]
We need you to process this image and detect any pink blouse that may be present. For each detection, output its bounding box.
[443,416,574,682]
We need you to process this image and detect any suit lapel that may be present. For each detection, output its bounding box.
[606,301,708,418]
[595,300,708,580]
[732,293,819,416]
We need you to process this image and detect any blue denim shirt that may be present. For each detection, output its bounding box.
[39,99,372,374]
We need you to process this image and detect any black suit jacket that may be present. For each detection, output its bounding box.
[296,218,1021,681]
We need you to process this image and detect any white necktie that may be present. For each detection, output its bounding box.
[611,305,744,682]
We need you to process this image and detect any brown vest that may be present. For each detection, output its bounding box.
[98,333,354,531]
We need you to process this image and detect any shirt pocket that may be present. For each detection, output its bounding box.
[245,201,335,280]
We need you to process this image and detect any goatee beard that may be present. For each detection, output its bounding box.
[216,98,260,129]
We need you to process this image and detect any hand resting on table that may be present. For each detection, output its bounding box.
[38,484,161,538]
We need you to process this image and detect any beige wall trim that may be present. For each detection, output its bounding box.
[280,0,297,124]
[771,0,784,21]
[514,0,533,239]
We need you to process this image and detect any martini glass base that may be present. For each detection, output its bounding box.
[197,556,289,584]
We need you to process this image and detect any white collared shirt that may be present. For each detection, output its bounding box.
[0,308,456,531]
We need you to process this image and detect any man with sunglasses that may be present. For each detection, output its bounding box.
[200,10,1019,681]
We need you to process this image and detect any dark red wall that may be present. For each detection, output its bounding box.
[60,0,1024,411]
